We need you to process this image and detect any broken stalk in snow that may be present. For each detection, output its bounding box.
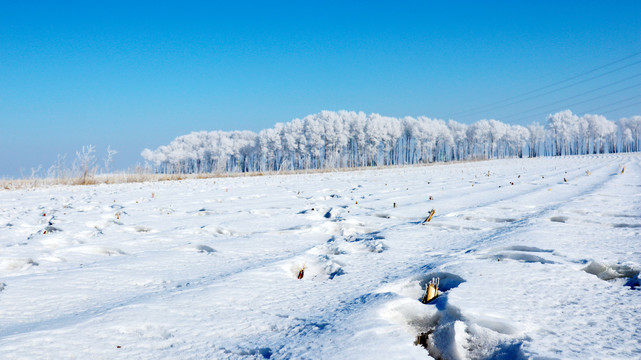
[421,277,439,304]
[423,209,436,223]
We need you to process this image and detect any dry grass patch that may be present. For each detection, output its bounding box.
[1,157,502,191]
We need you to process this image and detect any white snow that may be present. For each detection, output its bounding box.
[1,154,640,359]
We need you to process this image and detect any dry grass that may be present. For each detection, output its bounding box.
[1,173,215,190]
[0,158,492,191]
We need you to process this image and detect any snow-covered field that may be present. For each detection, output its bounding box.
[1,154,640,359]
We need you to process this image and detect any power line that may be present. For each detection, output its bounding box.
[508,94,641,124]
[446,50,641,119]
[583,95,640,114]
[595,101,641,116]
[501,82,641,122]
[454,59,641,120]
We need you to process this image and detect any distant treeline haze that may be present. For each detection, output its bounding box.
[142,110,641,174]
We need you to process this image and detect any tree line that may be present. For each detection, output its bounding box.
[141,110,641,174]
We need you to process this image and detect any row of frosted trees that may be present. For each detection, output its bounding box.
[141,110,641,174]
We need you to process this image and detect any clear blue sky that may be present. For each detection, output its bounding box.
[1,1,640,177]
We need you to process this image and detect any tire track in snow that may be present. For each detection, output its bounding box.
[428,157,623,255]
[0,241,326,341]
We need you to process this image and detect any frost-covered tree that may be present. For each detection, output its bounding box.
[619,116,641,153]
[74,145,97,184]
[103,146,117,174]
[448,120,468,161]
[583,114,615,154]
[527,123,546,157]
[467,120,491,159]
[141,109,640,174]
[547,110,579,156]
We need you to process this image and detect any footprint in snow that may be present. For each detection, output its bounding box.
[286,255,345,280]
[481,245,557,264]
[121,225,154,233]
[234,347,273,359]
[199,225,237,236]
[416,271,466,294]
[299,207,339,220]
[550,216,569,223]
[464,215,518,223]
[491,252,556,264]
[182,244,217,254]
[582,261,640,289]
[43,225,62,233]
[343,232,387,253]
[308,242,345,256]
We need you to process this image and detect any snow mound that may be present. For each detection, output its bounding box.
[583,261,639,281]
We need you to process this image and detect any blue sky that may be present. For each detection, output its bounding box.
[1,1,640,177]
